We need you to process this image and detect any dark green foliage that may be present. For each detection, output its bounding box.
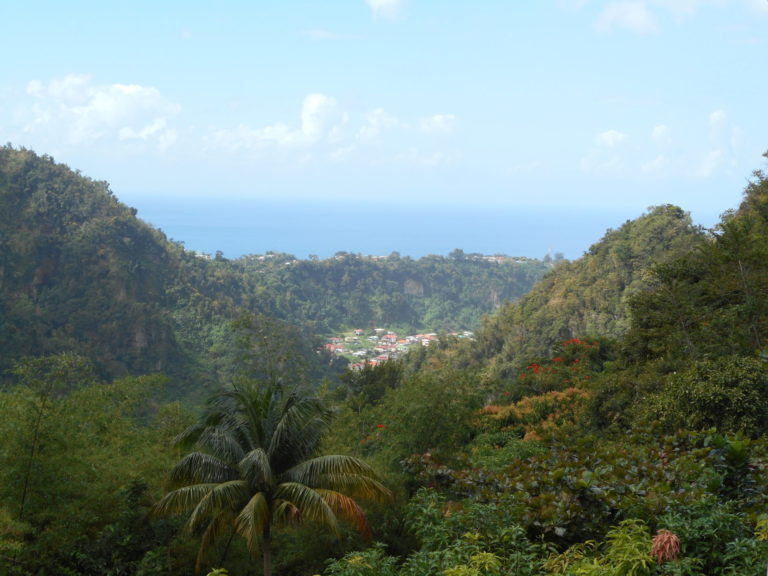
[234,251,549,334]
[339,360,404,406]
[640,356,768,436]
[6,146,768,574]
[0,147,185,381]
[154,380,391,576]
[0,145,548,400]
[0,355,181,575]
[624,167,768,365]
[475,205,703,383]
[657,497,763,575]
[231,312,319,392]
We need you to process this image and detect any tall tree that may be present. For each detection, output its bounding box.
[153,382,391,576]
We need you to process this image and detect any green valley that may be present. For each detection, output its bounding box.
[3,144,768,575]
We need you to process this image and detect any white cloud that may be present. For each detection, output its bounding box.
[212,93,343,151]
[708,109,727,143]
[357,108,399,141]
[580,152,625,174]
[642,154,671,175]
[696,109,740,177]
[208,94,456,168]
[651,124,671,145]
[119,117,177,151]
[20,74,179,150]
[301,94,340,143]
[418,114,456,133]
[593,1,765,35]
[746,0,768,14]
[393,147,456,167]
[366,0,402,19]
[581,129,628,175]
[697,148,726,177]
[595,129,627,147]
[596,2,660,34]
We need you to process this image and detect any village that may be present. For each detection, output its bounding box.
[322,328,474,370]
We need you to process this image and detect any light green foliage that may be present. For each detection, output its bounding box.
[323,542,399,576]
[0,354,178,574]
[548,519,653,576]
[395,489,546,576]
[442,552,503,576]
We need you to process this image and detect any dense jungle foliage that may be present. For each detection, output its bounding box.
[0,145,549,397]
[2,146,768,575]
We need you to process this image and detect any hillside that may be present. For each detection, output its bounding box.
[4,148,768,575]
[0,147,186,379]
[0,145,549,394]
[474,204,705,380]
[314,154,768,576]
[231,250,550,334]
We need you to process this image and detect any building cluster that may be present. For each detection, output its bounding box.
[323,328,474,370]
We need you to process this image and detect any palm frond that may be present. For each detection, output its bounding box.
[174,420,208,449]
[153,483,219,517]
[196,512,235,576]
[169,452,237,486]
[316,489,371,538]
[289,454,376,478]
[313,473,392,502]
[272,500,301,527]
[196,427,248,464]
[186,480,249,532]
[273,482,338,534]
[156,381,392,574]
[234,492,270,556]
[269,396,332,470]
[240,448,274,491]
[286,455,392,502]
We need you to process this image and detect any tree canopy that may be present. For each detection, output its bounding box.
[153,381,391,576]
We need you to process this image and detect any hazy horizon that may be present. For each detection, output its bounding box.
[3,1,766,235]
[129,194,725,262]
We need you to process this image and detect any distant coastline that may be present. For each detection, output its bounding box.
[128,197,714,262]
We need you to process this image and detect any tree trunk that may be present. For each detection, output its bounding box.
[262,524,272,576]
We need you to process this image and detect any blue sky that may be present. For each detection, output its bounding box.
[2,0,767,229]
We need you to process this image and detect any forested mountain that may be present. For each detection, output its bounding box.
[315,154,768,576]
[233,250,549,333]
[474,205,704,380]
[0,145,548,394]
[0,147,185,378]
[5,144,768,576]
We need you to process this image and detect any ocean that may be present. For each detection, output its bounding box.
[126,197,660,261]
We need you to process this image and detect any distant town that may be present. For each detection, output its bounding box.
[323,328,475,370]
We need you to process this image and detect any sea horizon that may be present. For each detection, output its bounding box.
[127,196,720,262]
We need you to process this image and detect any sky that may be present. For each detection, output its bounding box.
[2,1,768,244]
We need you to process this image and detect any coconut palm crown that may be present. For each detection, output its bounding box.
[154,381,391,576]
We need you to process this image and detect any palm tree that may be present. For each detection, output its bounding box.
[153,381,391,576]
